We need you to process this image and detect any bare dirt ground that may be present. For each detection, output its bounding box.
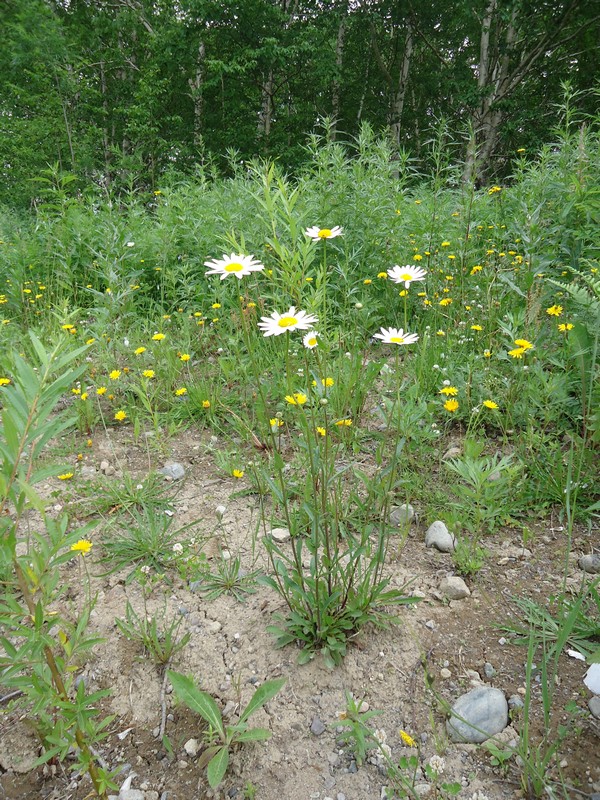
[1,428,598,800]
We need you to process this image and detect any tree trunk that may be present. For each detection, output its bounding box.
[331,17,346,139]
[390,22,413,145]
[188,40,206,148]
[464,0,582,184]
[258,69,274,142]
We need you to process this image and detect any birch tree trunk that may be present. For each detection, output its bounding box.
[188,40,206,148]
[331,16,346,140]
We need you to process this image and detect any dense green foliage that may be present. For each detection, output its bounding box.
[1,0,598,206]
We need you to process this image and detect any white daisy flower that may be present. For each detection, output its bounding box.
[305,226,343,241]
[303,331,320,349]
[373,327,419,345]
[258,307,318,337]
[204,253,265,280]
[387,264,427,288]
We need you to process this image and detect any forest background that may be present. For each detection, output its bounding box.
[2,0,599,209]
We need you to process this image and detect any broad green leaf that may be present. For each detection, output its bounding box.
[167,671,224,737]
[206,746,229,789]
[238,677,285,724]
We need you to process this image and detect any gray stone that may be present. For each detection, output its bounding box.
[483,662,496,679]
[119,791,145,800]
[270,527,291,543]
[310,716,326,736]
[446,687,508,743]
[205,620,222,633]
[579,554,600,574]
[508,695,524,710]
[439,576,470,600]
[589,696,600,719]
[183,738,200,757]
[443,446,461,460]
[425,522,456,553]
[158,462,185,481]
[414,785,432,798]
[390,504,415,527]
[81,465,97,479]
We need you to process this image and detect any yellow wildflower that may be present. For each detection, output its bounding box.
[71,539,93,555]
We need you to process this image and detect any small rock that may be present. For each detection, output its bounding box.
[390,504,415,527]
[579,554,600,574]
[270,527,291,543]
[443,446,461,460]
[483,662,496,679]
[206,620,222,633]
[425,620,436,630]
[439,576,470,600]
[508,695,524,710]
[145,793,159,800]
[81,465,97,479]
[425,522,456,553]
[588,696,600,719]
[119,791,145,800]
[310,716,326,736]
[222,701,236,718]
[183,739,200,757]
[440,668,452,679]
[158,462,185,481]
[414,784,432,798]
[446,687,508,743]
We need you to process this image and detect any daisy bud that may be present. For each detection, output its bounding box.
[215,504,226,520]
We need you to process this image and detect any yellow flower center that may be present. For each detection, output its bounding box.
[400,273,414,282]
[390,336,405,343]
[307,337,317,346]
[277,316,298,328]
[318,229,332,238]
[224,262,244,272]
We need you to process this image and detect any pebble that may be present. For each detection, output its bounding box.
[443,446,461,460]
[100,460,115,476]
[579,554,600,574]
[158,462,185,481]
[508,694,524,710]
[439,575,470,600]
[425,521,456,553]
[390,504,415,527]
[589,696,600,719]
[483,662,496,679]
[440,668,452,679]
[310,716,326,736]
[119,791,145,800]
[446,687,508,743]
[414,784,432,797]
[206,620,222,633]
[183,739,200,757]
[270,527,291,543]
